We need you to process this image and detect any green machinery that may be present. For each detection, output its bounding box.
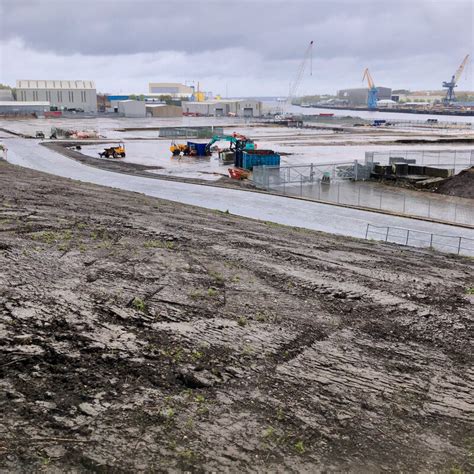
[205,134,255,166]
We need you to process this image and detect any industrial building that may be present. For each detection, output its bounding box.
[0,90,14,101]
[16,80,97,113]
[148,83,194,98]
[146,104,182,118]
[337,87,392,106]
[183,99,262,117]
[117,100,146,118]
[0,101,50,116]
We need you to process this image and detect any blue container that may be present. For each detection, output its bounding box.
[187,142,208,156]
[241,150,280,170]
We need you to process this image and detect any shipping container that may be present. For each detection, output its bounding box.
[241,150,280,170]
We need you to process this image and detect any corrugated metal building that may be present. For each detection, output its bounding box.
[146,104,182,118]
[0,90,14,101]
[0,101,50,116]
[337,87,392,106]
[183,99,262,117]
[149,83,193,98]
[117,100,146,118]
[16,80,97,113]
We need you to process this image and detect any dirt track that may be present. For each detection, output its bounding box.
[0,160,473,472]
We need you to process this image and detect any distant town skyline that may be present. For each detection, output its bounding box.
[1,0,472,96]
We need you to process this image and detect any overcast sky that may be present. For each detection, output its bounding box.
[0,0,473,96]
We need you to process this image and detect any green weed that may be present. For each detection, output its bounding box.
[207,288,218,297]
[132,297,147,313]
[144,239,175,250]
[294,440,305,454]
[237,316,248,327]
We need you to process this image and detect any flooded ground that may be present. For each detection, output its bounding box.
[1,113,472,181]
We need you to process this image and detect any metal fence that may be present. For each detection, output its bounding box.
[252,167,474,226]
[367,149,474,172]
[365,224,474,256]
[377,119,472,130]
[158,126,224,138]
[252,160,372,188]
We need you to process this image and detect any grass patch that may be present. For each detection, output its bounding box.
[294,440,305,454]
[207,288,218,297]
[144,239,175,250]
[465,288,474,295]
[237,316,248,327]
[132,297,147,313]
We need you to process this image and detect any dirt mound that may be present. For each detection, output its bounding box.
[435,166,474,198]
[0,161,473,472]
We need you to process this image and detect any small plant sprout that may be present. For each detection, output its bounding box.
[294,440,305,454]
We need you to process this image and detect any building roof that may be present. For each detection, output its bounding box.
[0,101,50,106]
[186,99,258,105]
[16,80,96,90]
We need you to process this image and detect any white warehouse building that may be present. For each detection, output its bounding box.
[183,99,262,117]
[16,80,97,113]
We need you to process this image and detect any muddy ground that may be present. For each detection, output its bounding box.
[0,160,473,472]
[435,167,474,199]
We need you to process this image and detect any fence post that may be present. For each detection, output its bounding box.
[403,194,406,213]
[379,193,382,209]
[405,230,410,245]
[354,160,358,181]
[458,237,462,255]
[385,227,389,242]
[430,233,433,249]
[310,163,314,182]
[365,224,370,239]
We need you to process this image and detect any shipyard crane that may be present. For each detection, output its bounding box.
[281,40,314,114]
[362,68,378,109]
[442,54,470,103]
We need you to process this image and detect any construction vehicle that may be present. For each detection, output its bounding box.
[35,131,45,139]
[99,142,126,158]
[442,54,470,103]
[170,141,190,156]
[362,68,378,109]
[205,133,255,155]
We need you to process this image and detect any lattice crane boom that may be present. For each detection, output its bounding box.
[283,41,314,113]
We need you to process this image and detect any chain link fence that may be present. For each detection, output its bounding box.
[365,224,474,256]
[376,119,472,130]
[367,149,474,172]
[252,161,474,226]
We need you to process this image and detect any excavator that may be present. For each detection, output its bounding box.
[170,133,255,158]
[205,133,255,155]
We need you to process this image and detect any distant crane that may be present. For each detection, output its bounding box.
[442,54,470,103]
[282,40,314,114]
[362,68,378,109]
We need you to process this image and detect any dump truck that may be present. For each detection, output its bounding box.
[99,142,126,158]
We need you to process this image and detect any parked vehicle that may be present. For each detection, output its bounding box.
[99,142,126,158]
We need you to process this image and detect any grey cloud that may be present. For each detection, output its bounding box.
[0,0,472,95]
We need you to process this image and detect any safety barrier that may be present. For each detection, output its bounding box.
[366,149,474,172]
[365,224,474,256]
